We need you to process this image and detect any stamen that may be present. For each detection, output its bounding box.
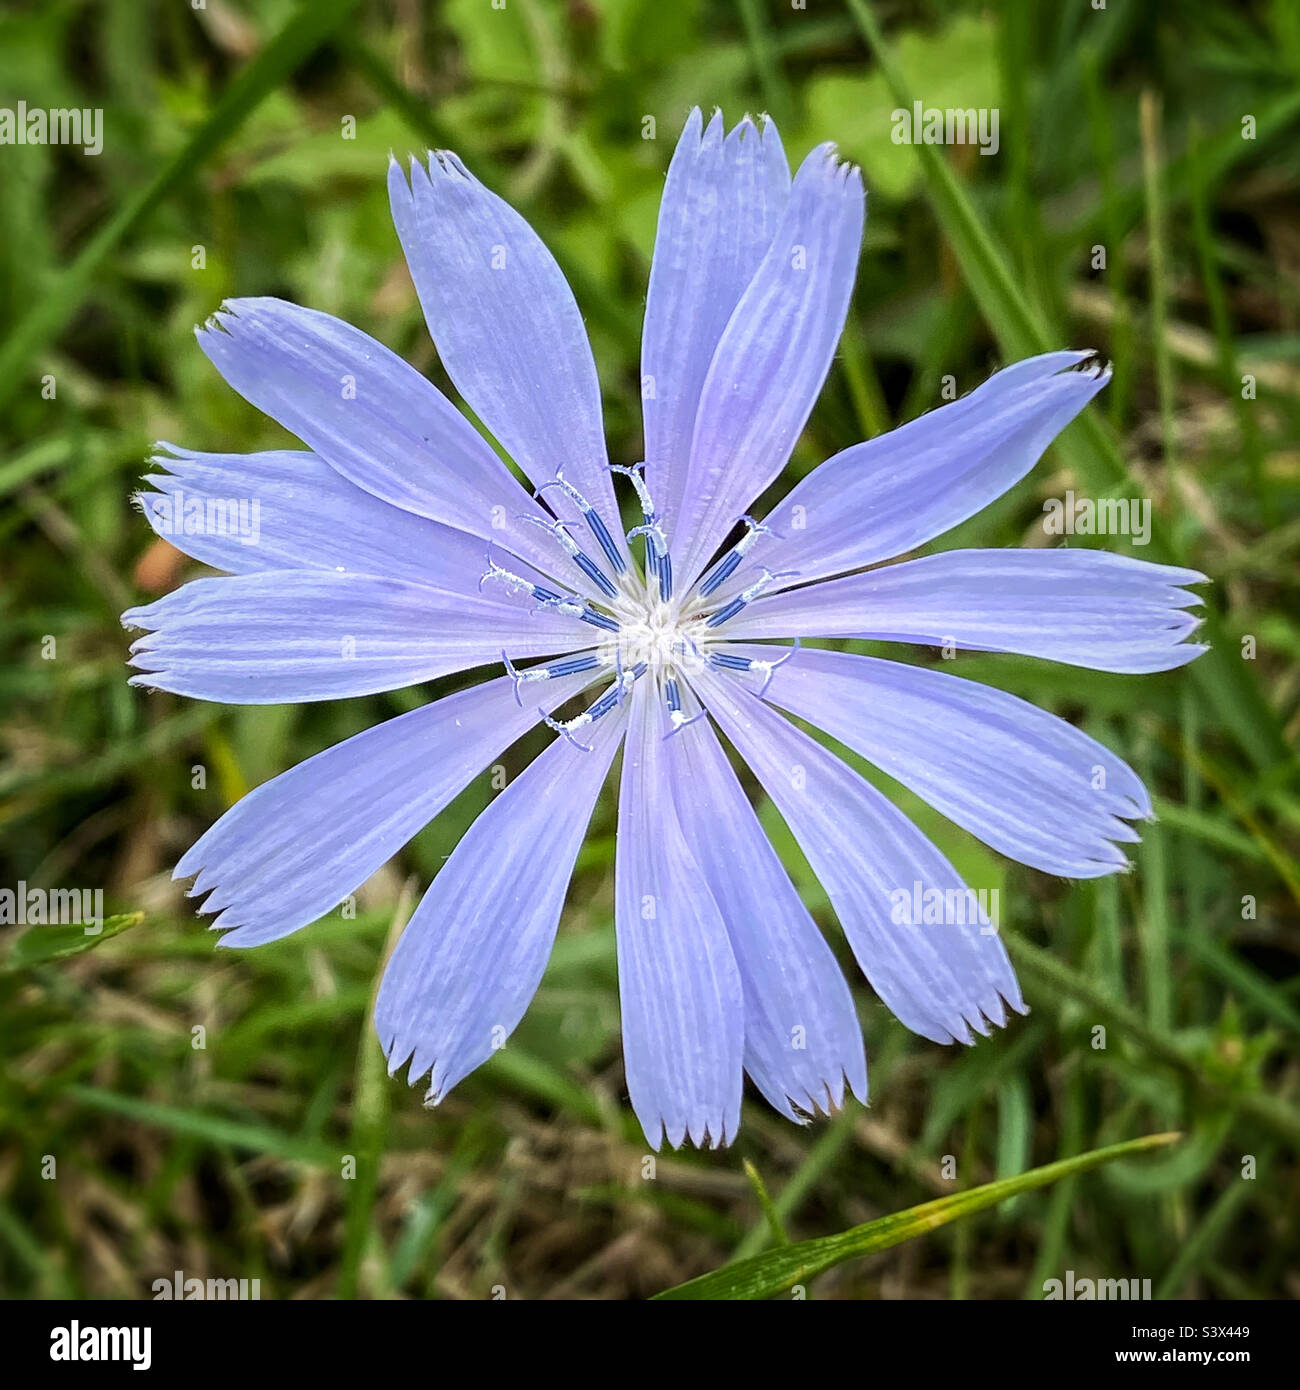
[548,654,606,676]
[501,651,602,708]
[658,551,673,603]
[704,567,799,629]
[481,546,616,633]
[698,515,775,597]
[516,514,619,598]
[664,708,705,739]
[708,639,802,696]
[609,461,657,518]
[541,662,646,752]
[571,604,621,633]
[750,638,801,698]
[662,675,704,739]
[479,546,565,605]
[627,519,669,554]
[612,647,628,705]
[524,587,620,634]
[643,543,662,594]
[613,462,673,601]
[535,471,626,576]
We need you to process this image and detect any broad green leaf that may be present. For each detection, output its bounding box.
[805,14,999,201]
[654,1131,1179,1299]
[4,911,144,970]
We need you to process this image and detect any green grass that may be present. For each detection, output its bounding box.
[0,0,1297,1300]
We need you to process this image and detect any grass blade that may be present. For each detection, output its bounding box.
[654,1131,1180,1299]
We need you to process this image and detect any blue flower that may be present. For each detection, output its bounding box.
[124,109,1206,1150]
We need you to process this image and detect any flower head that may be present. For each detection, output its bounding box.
[125,109,1206,1149]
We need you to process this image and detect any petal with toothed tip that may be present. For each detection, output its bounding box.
[700,669,1025,1046]
[616,682,744,1149]
[663,710,868,1119]
[724,549,1208,674]
[642,108,791,542]
[673,142,865,588]
[193,297,588,595]
[377,704,625,1102]
[123,571,595,704]
[388,151,623,558]
[173,668,604,948]
[719,352,1112,595]
[138,445,558,598]
[732,644,1151,877]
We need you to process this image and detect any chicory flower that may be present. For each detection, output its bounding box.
[125,110,1205,1148]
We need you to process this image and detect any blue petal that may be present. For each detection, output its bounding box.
[194,298,578,593]
[664,710,867,1120]
[122,571,593,703]
[642,109,790,542]
[616,683,744,1149]
[376,702,625,1102]
[727,352,1109,590]
[174,667,604,946]
[700,670,1024,1046]
[388,153,622,552]
[139,446,555,598]
[673,143,864,587]
[725,549,1208,673]
[731,644,1149,877]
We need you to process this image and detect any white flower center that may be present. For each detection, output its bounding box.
[482,469,796,745]
[605,586,709,680]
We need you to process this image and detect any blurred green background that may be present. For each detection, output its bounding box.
[1,0,1298,1300]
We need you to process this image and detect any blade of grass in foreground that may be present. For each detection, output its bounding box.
[654,1131,1179,1300]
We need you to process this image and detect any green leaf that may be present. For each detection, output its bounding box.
[653,1131,1180,1299]
[4,911,144,970]
[804,13,999,201]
